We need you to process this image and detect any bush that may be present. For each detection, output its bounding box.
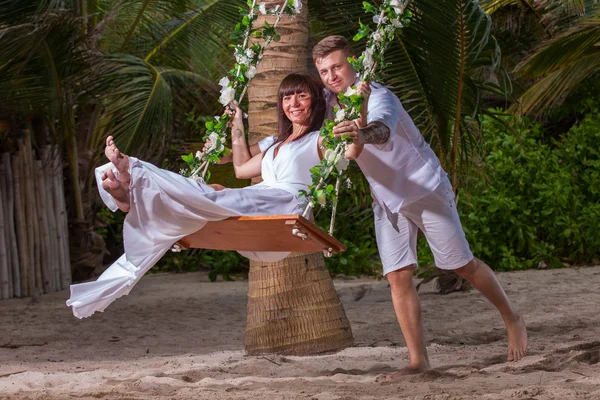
[427,111,600,270]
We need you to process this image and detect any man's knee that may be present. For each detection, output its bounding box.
[386,265,417,293]
[454,257,480,279]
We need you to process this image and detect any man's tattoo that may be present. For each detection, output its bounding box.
[234,129,244,140]
[359,121,390,144]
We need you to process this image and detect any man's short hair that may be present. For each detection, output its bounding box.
[312,35,355,63]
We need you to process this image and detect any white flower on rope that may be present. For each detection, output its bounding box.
[293,0,302,13]
[245,66,257,79]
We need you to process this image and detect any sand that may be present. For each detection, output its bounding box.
[1,266,599,399]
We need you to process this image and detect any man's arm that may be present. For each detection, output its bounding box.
[358,121,390,145]
[332,120,390,145]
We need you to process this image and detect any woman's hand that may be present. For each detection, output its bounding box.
[225,101,243,124]
[203,140,232,164]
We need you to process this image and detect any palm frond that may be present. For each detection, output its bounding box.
[516,17,600,76]
[515,51,600,114]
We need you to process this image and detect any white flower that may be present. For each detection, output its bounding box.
[372,30,383,43]
[373,15,387,24]
[346,177,353,190]
[195,150,202,160]
[258,3,267,15]
[293,0,302,13]
[245,66,257,79]
[344,86,357,96]
[335,157,350,173]
[245,48,255,60]
[206,132,224,153]
[335,108,345,122]
[363,48,374,70]
[218,76,230,88]
[324,149,337,164]
[235,53,250,66]
[219,86,236,105]
[389,0,403,14]
[392,18,403,28]
[317,192,327,206]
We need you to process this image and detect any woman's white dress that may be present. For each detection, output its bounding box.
[66,131,321,318]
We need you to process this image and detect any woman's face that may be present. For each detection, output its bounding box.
[282,91,312,126]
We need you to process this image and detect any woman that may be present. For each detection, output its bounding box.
[67,73,362,319]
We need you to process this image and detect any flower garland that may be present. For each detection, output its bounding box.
[180,0,302,182]
[300,0,412,238]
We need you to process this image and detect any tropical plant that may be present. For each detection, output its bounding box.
[0,0,248,278]
[481,0,600,116]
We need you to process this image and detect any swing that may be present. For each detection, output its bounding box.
[177,214,346,256]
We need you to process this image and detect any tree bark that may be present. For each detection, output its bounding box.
[244,0,354,356]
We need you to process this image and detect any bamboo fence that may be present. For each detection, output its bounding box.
[0,137,71,299]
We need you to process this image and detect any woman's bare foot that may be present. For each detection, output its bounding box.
[101,169,130,212]
[105,136,130,189]
[376,360,431,382]
[507,314,528,361]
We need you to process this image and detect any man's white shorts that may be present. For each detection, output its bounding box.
[374,177,474,276]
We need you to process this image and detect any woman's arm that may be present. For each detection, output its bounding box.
[233,151,263,179]
[228,103,263,179]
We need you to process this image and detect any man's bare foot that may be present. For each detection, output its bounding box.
[376,361,431,382]
[105,136,130,189]
[507,314,528,361]
[101,169,130,212]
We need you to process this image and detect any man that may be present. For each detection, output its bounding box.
[312,35,527,376]
[229,35,528,376]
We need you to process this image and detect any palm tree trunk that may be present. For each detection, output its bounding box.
[245,0,354,356]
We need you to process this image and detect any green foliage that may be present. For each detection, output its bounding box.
[418,111,600,270]
[155,249,249,281]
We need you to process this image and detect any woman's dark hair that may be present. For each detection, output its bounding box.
[275,73,326,144]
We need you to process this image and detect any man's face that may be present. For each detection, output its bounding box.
[315,49,356,95]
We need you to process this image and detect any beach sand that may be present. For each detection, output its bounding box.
[1,265,599,399]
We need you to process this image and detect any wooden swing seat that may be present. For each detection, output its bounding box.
[177,215,346,254]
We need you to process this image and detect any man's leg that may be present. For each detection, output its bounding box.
[413,178,528,362]
[386,267,431,375]
[373,203,430,377]
[454,258,527,361]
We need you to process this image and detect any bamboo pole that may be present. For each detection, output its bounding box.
[0,165,9,299]
[42,146,59,293]
[22,132,41,296]
[50,147,66,290]
[52,146,71,289]
[12,150,29,297]
[35,159,52,293]
[2,153,20,298]
[0,155,14,298]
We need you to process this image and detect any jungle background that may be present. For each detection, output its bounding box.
[1,0,599,283]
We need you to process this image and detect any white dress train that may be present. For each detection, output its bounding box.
[67,131,321,318]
